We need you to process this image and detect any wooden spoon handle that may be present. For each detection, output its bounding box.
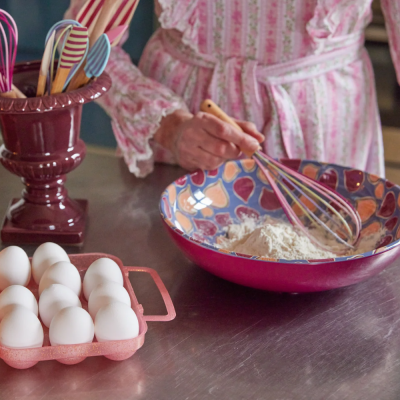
[200,99,243,132]
[12,84,26,99]
[0,90,17,98]
[51,68,71,94]
[66,65,85,92]
[200,99,258,158]
[36,75,47,97]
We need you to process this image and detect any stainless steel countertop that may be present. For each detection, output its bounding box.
[1,152,400,400]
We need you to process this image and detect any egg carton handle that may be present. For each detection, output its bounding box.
[123,267,176,322]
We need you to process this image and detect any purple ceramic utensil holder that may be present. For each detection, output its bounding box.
[0,61,111,245]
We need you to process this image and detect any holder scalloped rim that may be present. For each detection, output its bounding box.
[0,68,112,113]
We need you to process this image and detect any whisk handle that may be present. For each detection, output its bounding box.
[200,99,243,132]
[200,99,258,158]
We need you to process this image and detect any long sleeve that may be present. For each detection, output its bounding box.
[65,0,189,177]
[380,0,400,85]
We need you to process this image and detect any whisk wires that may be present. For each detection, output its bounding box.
[254,151,362,253]
[0,9,17,94]
[199,99,362,255]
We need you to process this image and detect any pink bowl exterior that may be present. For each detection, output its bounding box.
[167,223,400,293]
[160,159,400,293]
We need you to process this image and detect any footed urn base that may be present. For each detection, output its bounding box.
[1,199,88,245]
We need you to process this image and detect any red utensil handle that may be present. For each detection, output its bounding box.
[124,266,176,322]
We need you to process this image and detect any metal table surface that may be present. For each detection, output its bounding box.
[1,152,400,400]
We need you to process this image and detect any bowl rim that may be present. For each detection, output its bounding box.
[159,160,400,265]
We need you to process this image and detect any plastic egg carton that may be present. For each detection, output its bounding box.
[0,253,176,369]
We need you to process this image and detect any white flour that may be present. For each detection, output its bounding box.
[217,217,384,260]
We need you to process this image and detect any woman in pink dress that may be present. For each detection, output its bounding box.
[66,0,395,178]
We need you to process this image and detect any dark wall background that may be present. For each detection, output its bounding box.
[0,0,155,147]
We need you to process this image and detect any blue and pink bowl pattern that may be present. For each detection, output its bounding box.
[160,159,400,292]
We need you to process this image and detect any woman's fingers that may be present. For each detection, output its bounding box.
[199,133,241,159]
[179,151,225,171]
[195,112,260,154]
[235,120,265,143]
[177,129,228,170]
[170,111,265,171]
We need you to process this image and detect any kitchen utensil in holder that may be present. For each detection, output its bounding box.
[0,61,111,245]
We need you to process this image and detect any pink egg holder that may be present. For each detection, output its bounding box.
[0,253,176,369]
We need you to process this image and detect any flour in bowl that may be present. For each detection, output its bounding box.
[217,217,385,260]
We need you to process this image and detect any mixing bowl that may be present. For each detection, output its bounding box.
[160,159,400,292]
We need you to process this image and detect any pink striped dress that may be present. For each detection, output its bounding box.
[66,0,399,178]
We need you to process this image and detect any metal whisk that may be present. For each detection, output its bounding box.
[200,99,362,254]
[0,9,18,97]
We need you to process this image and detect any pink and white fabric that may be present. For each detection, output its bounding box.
[66,0,397,178]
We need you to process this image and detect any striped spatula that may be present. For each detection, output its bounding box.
[103,0,139,46]
[84,33,111,79]
[68,0,139,91]
[106,24,128,47]
[51,26,88,94]
[76,0,138,39]
[67,0,121,91]
[76,0,106,35]
[42,20,84,94]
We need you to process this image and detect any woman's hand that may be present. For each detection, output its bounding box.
[154,109,264,171]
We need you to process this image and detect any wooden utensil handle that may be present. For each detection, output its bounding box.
[51,68,70,94]
[0,90,17,98]
[66,66,87,92]
[200,99,243,132]
[12,84,26,99]
[70,73,91,90]
[200,99,259,158]
[0,87,26,99]
[36,75,47,97]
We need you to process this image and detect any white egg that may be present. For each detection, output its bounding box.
[83,258,123,300]
[0,285,38,320]
[88,281,131,319]
[95,302,139,342]
[32,242,70,284]
[0,246,31,290]
[39,284,82,328]
[49,306,94,346]
[38,261,81,296]
[0,305,44,349]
